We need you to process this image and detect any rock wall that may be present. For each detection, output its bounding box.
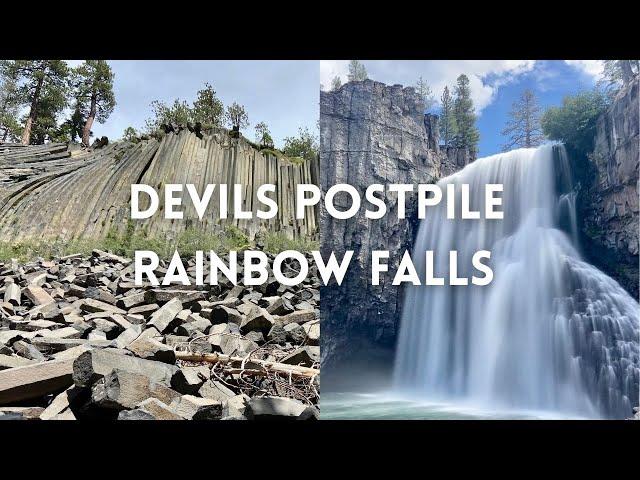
[0,128,319,243]
[320,80,463,375]
[580,77,639,299]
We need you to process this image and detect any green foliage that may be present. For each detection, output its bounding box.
[72,60,116,124]
[416,76,436,111]
[439,86,456,147]
[145,98,193,134]
[192,83,224,128]
[254,121,273,148]
[452,74,480,153]
[601,60,639,90]
[541,89,607,155]
[224,102,249,131]
[331,76,342,91]
[122,126,140,143]
[55,102,85,143]
[145,83,225,135]
[348,60,368,82]
[3,60,70,144]
[0,225,251,263]
[282,126,318,162]
[26,83,69,144]
[501,89,544,151]
[0,65,22,142]
[262,232,318,254]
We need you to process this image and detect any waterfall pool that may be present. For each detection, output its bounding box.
[321,392,593,420]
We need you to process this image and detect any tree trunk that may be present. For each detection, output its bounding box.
[81,93,97,147]
[20,74,44,146]
[620,60,634,86]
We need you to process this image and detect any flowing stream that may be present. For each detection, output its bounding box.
[392,145,639,419]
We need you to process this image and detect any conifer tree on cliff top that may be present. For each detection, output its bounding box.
[439,86,456,147]
[501,89,544,151]
[72,60,116,147]
[416,76,437,112]
[348,60,368,82]
[452,74,479,154]
[2,60,69,145]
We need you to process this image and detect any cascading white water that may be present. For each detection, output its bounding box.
[393,144,639,419]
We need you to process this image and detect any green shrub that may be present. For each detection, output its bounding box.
[0,224,319,263]
[541,90,608,155]
[262,232,318,254]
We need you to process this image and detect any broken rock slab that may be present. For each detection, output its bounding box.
[0,354,36,370]
[246,396,318,420]
[90,369,181,410]
[126,327,175,364]
[40,385,82,420]
[24,285,55,306]
[72,349,178,388]
[147,298,183,333]
[0,359,74,405]
[134,398,183,420]
[171,394,222,420]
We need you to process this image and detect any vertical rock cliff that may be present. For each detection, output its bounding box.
[580,78,639,299]
[320,80,467,379]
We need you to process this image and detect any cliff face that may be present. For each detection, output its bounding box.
[0,128,319,243]
[320,80,465,376]
[580,78,639,299]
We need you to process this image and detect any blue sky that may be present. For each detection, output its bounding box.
[320,60,604,157]
[68,60,319,147]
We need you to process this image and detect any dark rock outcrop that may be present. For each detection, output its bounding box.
[580,77,639,299]
[320,80,468,377]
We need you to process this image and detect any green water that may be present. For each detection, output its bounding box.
[321,392,588,420]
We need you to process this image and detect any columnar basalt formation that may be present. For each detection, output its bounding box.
[0,128,319,243]
[320,80,467,375]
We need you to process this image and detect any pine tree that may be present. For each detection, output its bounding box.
[145,98,193,134]
[282,126,318,162]
[453,74,479,153]
[255,121,273,148]
[501,89,544,151]
[56,102,85,143]
[3,60,69,145]
[192,83,224,128]
[72,60,116,146]
[331,76,342,91]
[347,60,368,82]
[122,126,140,143]
[602,60,639,88]
[224,102,249,132]
[439,86,456,147]
[416,76,436,111]
[26,85,69,144]
[0,65,22,143]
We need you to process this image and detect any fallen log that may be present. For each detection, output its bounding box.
[174,351,319,379]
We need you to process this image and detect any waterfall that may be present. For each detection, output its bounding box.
[393,144,639,419]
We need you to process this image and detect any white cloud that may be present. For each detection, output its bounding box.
[564,60,604,79]
[320,60,537,114]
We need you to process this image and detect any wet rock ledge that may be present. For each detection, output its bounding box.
[0,249,319,420]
